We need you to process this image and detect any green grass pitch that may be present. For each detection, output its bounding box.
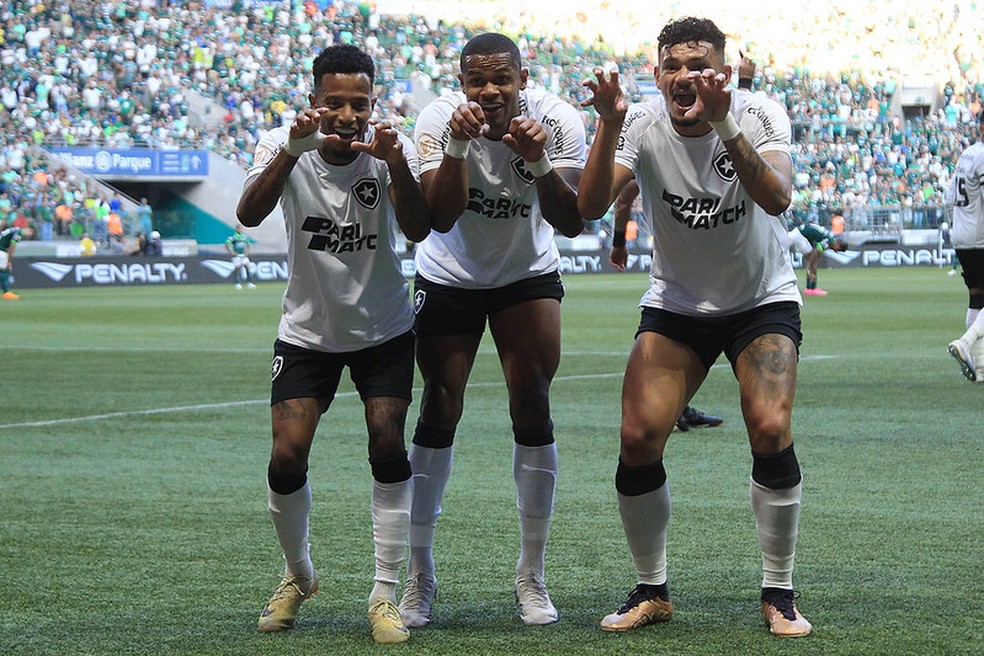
[1,267,981,655]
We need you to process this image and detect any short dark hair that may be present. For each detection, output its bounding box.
[460,32,521,74]
[657,17,727,57]
[312,44,375,89]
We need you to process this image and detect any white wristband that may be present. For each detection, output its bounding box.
[709,113,741,141]
[445,137,470,159]
[526,154,554,178]
[284,131,327,157]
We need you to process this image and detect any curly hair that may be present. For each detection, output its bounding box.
[312,44,375,89]
[657,17,726,57]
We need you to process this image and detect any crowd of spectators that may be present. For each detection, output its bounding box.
[1,0,983,244]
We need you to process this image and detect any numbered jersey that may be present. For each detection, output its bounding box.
[945,141,984,249]
[413,88,586,288]
[244,125,415,353]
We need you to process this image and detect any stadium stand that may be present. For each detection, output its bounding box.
[1,0,982,250]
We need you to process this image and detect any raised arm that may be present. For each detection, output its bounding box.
[237,108,328,227]
[346,121,431,243]
[578,68,636,220]
[419,101,485,233]
[688,69,791,216]
[502,114,584,238]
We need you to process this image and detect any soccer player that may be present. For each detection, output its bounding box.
[579,17,812,637]
[0,225,33,300]
[787,220,848,295]
[945,112,984,382]
[236,44,431,644]
[610,180,724,431]
[225,223,256,289]
[399,32,585,627]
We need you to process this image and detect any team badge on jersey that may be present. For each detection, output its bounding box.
[271,355,284,381]
[713,151,738,182]
[352,178,381,210]
[511,157,536,185]
[413,289,426,314]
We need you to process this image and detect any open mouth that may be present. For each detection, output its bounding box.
[331,128,359,143]
[672,90,697,111]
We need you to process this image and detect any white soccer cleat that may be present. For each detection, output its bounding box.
[515,572,558,625]
[399,571,437,628]
[947,340,977,381]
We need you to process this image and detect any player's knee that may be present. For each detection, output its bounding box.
[420,384,465,426]
[513,420,554,447]
[267,460,308,495]
[751,443,801,489]
[745,413,790,452]
[369,452,412,484]
[619,423,664,465]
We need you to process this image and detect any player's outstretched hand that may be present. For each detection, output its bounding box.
[346,120,406,165]
[450,101,490,140]
[502,116,546,162]
[285,108,329,156]
[683,66,733,123]
[581,67,627,121]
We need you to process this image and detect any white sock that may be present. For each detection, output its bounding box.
[617,484,670,585]
[370,478,412,603]
[962,308,984,345]
[514,443,557,575]
[750,479,802,589]
[407,444,453,576]
[268,482,315,581]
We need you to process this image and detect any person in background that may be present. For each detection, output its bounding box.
[236,43,431,644]
[79,231,97,257]
[787,220,848,296]
[400,31,585,629]
[225,223,256,289]
[945,112,984,382]
[610,180,724,432]
[147,231,163,256]
[579,16,812,638]
[1,224,32,300]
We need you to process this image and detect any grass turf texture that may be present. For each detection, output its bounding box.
[1,268,981,655]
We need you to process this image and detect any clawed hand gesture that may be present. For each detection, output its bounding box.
[344,120,406,165]
[681,66,733,123]
[449,101,547,162]
[581,67,627,121]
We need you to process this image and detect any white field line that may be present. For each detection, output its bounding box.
[0,355,836,430]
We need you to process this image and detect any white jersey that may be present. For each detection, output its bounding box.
[244,125,416,352]
[615,90,800,316]
[945,140,984,249]
[413,88,586,288]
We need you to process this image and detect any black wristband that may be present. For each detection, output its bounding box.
[612,231,626,247]
[738,77,753,90]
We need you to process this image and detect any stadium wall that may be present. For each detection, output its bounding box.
[13,243,958,289]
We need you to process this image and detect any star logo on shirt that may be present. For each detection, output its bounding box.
[713,151,738,182]
[511,157,536,185]
[352,178,381,210]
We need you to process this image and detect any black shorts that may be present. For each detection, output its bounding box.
[956,249,984,291]
[270,331,415,407]
[636,301,802,373]
[413,271,564,336]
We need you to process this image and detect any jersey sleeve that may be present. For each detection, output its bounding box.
[540,95,586,170]
[738,97,791,158]
[613,103,650,174]
[414,96,454,175]
[244,127,289,189]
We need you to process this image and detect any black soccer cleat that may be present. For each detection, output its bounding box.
[675,406,723,432]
